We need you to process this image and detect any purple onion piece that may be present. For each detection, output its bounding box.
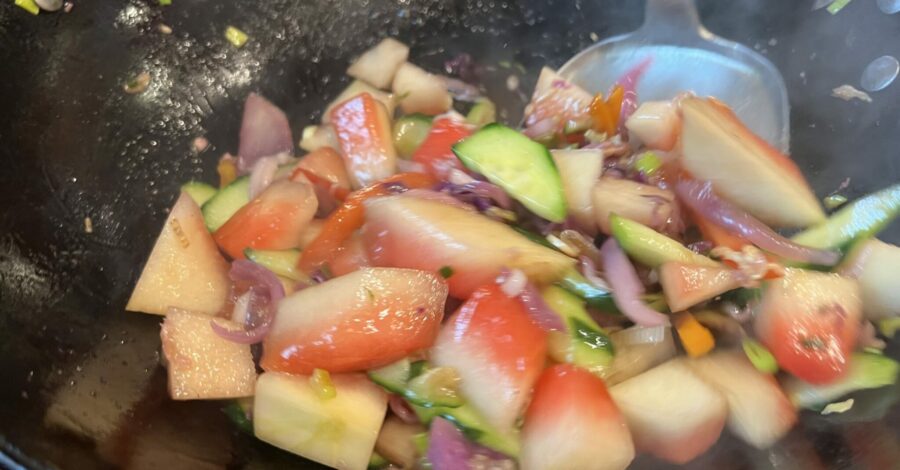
[518,282,567,331]
[614,57,653,133]
[600,238,670,327]
[211,260,285,344]
[389,395,419,424]
[427,417,514,470]
[675,180,840,266]
[237,93,294,173]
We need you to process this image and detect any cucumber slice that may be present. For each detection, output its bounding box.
[466,99,496,128]
[792,183,900,250]
[453,124,567,222]
[201,176,250,232]
[244,248,307,283]
[392,114,432,158]
[406,367,464,408]
[610,214,717,268]
[542,286,614,370]
[181,181,218,206]
[413,403,520,457]
[784,353,899,409]
[368,358,412,395]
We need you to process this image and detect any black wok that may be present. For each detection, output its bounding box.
[1,0,899,468]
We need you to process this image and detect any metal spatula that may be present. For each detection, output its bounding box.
[558,0,791,152]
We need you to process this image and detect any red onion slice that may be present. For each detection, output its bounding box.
[675,180,840,266]
[600,238,670,326]
[579,256,611,291]
[248,156,280,199]
[519,282,567,331]
[237,93,294,173]
[211,260,285,344]
[427,417,514,470]
[388,395,419,424]
[615,57,652,132]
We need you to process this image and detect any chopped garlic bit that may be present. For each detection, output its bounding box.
[83,217,93,234]
[711,245,784,287]
[821,398,854,415]
[831,84,872,102]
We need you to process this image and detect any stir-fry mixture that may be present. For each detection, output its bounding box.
[126,38,900,470]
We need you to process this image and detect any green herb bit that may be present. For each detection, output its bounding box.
[827,0,853,15]
[225,26,249,48]
[438,266,454,279]
[743,338,778,373]
[634,151,662,176]
[824,194,848,210]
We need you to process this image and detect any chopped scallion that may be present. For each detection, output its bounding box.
[634,152,662,176]
[225,26,249,48]
[824,194,847,209]
[827,0,853,14]
[743,338,778,373]
[158,0,172,5]
[15,0,40,15]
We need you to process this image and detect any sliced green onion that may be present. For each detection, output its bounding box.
[827,0,853,14]
[438,266,454,279]
[824,194,848,209]
[743,338,778,374]
[15,0,40,15]
[368,451,388,468]
[879,317,900,338]
[225,26,249,48]
[634,152,662,176]
[310,368,337,400]
[222,400,253,434]
[158,0,172,5]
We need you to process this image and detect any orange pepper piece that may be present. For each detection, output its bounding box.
[675,312,715,358]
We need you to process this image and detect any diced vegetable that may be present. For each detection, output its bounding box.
[160,309,256,399]
[680,97,825,228]
[225,26,249,47]
[659,262,742,312]
[411,116,472,179]
[323,80,395,125]
[415,402,521,457]
[742,339,778,374]
[310,368,337,400]
[610,214,717,268]
[374,416,424,468]
[542,286,614,371]
[253,372,387,470]
[392,114,432,158]
[432,283,547,431]
[347,38,410,89]
[673,312,715,358]
[686,351,797,449]
[367,358,412,395]
[201,176,250,232]
[405,366,464,408]
[299,172,438,273]
[181,182,217,206]
[466,99,497,128]
[633,151,662,176]
[839,239,900,319]
[521,364,635,470]
[237,93,293,172]
[523,67,592,138]
[392,62,453,115]
[299,125,340,152]
[754,269,862,384]
[551,148,605,233]
[879,317,900,338]
[244,248,307,283]
[15,0,40,15]
[827,0,853,15]
[791,183,900,250]
[127,193,230,316]
[213,180,318,259]
[262,268,448,374]
[330,92,398,189]
[362,194,574,298]
[784,353,899,409]
[223,399,254,434]
[217,155,238,188]
[453,123,567,222]
[610,360,726,464]
[593,178,677,235]
[625,101,680,151]
[602,327,678,385]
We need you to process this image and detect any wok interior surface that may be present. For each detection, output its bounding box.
[1,0,899,468]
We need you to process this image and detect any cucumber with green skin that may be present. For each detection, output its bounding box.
[201,176,250,231]
[368,359,462,408]
[453,123,567,222]
[609,214,717,268]
[542,286,614,369]
[392,114,432,158]
[244,248,306,282]
[792,183,900,251]
[413,403,520,457]
[181,181,218,206]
